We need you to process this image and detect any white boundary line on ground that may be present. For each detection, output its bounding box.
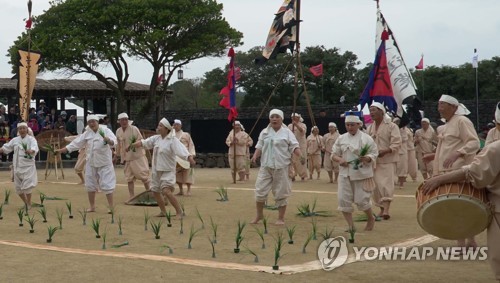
[0,234,438,275]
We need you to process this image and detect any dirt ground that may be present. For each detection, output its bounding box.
[0,167,494,282]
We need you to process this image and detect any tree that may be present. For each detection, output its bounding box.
[9,0,242,118]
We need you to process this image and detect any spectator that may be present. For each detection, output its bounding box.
[49,108,57,125]
[7,107,17,128]
[41,115,53,131]
[38,100,49,114]
[54,116,66,130]
[27,118,40,135]
[103,116,113,130]
[66,115,78,135]
[59,111,68,122]
[28,108,37,121]
[0,122,9,141]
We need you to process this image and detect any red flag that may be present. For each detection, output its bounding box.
[234,67,241,81]
[309,63,323,77]
[415,56,424,70]
[156,74,164,84]
[219,48,238,121]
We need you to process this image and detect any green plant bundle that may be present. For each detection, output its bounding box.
[272,231,285,269]
[319,226,334,241]
[254,227,265,249]
[112,241,129,248]
[195,207,205,229]
[151,220,163,239]
[311,218,318,240]
[43,143,56,154]
[143,209,151,231]
[78,209,87,225]
[43,195,66,200]
[98,128,107,144]
[263,215,269,234]
[66,202,73,219]
[160,244,173,254]
[46,226,58,243]
[17,207,24,226]
[56,208,64,229]
[234,220,246,253]
[165,210,172,227]
[4,189,11,204]
[297,198,331,217]
[215,186,229,201]
[91,218,101,238]
[39,192,46,206]
[187,224,201,249]
[348,144,372,170]
[209,237,216,258]
[302,232,314,254]
[25,214,37,233]
[38,207,48,223]
[348,227,356,243]
[243,245,259,263]
[21,142,33,159]
[209,216,218,244]
[128,135,137,152]
[117,215,123,235]
[286,225,296,244]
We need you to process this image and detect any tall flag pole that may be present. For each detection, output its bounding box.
[19,0,41,122]
[473,48,479,131]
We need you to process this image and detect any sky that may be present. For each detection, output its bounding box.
[1,0,499,86]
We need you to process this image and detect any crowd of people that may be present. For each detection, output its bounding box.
[1,96,499,280]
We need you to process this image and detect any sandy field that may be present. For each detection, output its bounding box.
[0,167,494,282]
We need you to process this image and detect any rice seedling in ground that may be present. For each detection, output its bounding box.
[143,209,151,231]
[112,241,129,248]
[108,205,116,224]
[91,218,101,238]
[101,229,107,249]
[179,217,184,235]
[46,226,58,243]
[302,232,314,254]
[38,207,48,223]
[117,215,123,235]
[187,224,202,249]
[78,209,87,225]
[348,227,356,243]
[0,204,3,220]
[4,189,11,205]
[25,214,37,233]
[208,237,216,258]
[286,225,296,244]
[296,198,331,217]
[17,207,24,227]
[234,220,246,253]
[165,211,172,227]
[209,216,218,244]
[151,219,163,239]
[215,186,229,201]
[272,231,285,270]
[195,207,205,229]
[243,245,259,263]
[263,215,269,234]
[66,202,73,219]
[311,218,318,240]
[160,244,173,254]
[180,201,186,216]
[319,226,334,241]
[38,192,45,207]
[254,226,266,249]
[56,208,64,229]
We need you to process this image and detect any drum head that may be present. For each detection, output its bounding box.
[417,195,490,240]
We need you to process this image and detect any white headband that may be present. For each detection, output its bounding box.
[291,112,304,122]
[174,119,182,125]
[439,94,459,106]
[87,115,99,122]
[370,102,386,114]
[421,118,430,124]
[328,122,337,128]
[159,118,172,130]
[269,109,284,120]
[345,115,362,124]
[117,113,129,120]
[17,122,28,128]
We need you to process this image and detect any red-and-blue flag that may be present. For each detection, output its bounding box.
[219,48,238,121]
[359,35,397,113]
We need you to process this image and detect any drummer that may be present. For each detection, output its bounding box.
[422,138,500,281]
[423,94,480,250]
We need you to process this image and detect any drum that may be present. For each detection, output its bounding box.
[415,182,492,240]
